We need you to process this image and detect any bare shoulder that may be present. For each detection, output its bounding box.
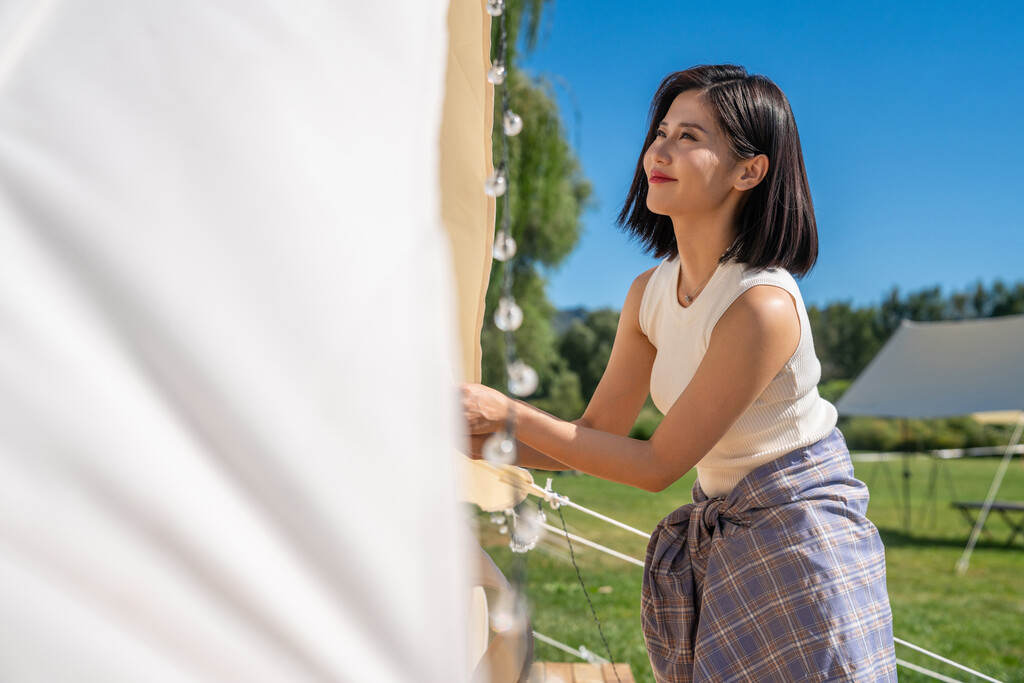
[622,264,660,330]
[629,264,659,294]
[715,284,800,349]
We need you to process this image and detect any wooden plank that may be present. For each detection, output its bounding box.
[601,662,635,683]
[571,662,604,682]
[543,662,574,682]
[531,662,635,683]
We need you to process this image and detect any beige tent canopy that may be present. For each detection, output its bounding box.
[836,315,1024,418]
[835,315,1024,574]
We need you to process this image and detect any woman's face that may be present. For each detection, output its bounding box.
[642,90,742,219]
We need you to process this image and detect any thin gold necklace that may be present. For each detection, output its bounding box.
[680,262,717,304]
[679,237,738,305]
[680,249,728,304]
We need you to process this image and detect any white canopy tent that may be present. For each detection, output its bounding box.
[0,0,488,680]
[836,315,1024,573]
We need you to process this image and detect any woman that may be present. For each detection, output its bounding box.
[462,64,897,682]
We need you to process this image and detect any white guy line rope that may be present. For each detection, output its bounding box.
[510,478,1006,682]
[895,658,964,683]
[540,522,645,567]
[526,480,650,538]
[895,637,1004,683]
[532,631,608,665]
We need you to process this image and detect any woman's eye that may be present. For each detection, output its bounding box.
[655,129,696,140]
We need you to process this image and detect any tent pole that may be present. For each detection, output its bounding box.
[902,418,911,533]
[956,413,1024,575]
[921,455,939,529]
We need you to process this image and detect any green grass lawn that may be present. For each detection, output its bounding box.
[476,454,1024,682]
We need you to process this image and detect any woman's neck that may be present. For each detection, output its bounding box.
[672,215,738,305]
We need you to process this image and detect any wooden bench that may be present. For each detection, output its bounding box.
[528,661,635,682]
[951,501,1024,546]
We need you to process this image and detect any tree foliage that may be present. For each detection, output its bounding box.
[494,0,552,66]
[559,309,618,401]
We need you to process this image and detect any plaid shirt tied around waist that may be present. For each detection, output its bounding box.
[642,428,897,682]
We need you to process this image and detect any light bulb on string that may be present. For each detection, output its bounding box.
[499,507,512,535]
[507,359,539,397]
[503,110,523,136]
[485,0,504,16]
[487,60,506,85]
[484,167,507,197]
[509,504,546,553]
[482,431,517,465]
[494,296,523,332]
[492,229,517,261]
[489,588,526,634]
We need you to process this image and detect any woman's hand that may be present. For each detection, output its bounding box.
[460,383,510,435]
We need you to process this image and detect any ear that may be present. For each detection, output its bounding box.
[734,154,769,191]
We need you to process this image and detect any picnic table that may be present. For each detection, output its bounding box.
[951,501,1024,546]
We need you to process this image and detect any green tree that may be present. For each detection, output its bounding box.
[807,302,883,381]
[558,309,618,401]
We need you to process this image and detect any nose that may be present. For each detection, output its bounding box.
[646,136,670,166]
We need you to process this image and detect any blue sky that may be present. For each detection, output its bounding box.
[516,0,1024,312]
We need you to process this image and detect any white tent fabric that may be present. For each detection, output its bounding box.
[836,316,1024,418]
[0,1,466,681]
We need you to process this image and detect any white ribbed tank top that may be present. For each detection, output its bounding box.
[639,255,838,498]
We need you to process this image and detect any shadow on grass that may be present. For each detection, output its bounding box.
[875,525,1024,551]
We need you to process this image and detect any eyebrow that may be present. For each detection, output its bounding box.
[657,121,708,134]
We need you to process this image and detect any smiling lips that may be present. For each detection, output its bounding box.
[650,170,676,183]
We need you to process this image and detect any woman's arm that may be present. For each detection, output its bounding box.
[463,268,658,471]
[464,284,801,492]
[465,420,582,470]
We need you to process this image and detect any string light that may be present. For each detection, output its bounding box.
[484,0,537,452]
[494,296,524,332]
[489,589,526,633]
[480,0,538,645]
[489,5,536,397]
[509,503,546,553]
[484,164,508,197]
[479,7,622,679]
[487,60,507,85]
[485,0,504,18]
[482,431,517,466]
[507,359,539,397]
[492,229,517,261]
[503,110,523,136]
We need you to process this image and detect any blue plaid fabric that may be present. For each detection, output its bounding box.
[642,428,897,682]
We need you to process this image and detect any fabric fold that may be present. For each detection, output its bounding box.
[642,428,897,683]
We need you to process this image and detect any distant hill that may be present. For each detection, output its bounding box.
[551,307,589,336]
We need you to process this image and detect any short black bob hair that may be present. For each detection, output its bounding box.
[616,64,818,276]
